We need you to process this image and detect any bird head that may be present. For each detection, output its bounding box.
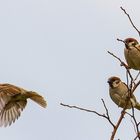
[124,38,138,49]
[107,76,121,88]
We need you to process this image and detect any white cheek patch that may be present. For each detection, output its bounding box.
[112,81,120,88]
[128,42,139,47]
[112,83,117,88]
[128,42,135,47]
[127,42,140,52]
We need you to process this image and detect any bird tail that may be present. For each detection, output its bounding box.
[135,102,140,110]
[26,91,47,108]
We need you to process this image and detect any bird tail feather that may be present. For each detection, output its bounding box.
[27,92,47,108]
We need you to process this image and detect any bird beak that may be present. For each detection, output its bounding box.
[107,81,112,87]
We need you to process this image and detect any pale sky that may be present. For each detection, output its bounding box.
[0,0,140,139]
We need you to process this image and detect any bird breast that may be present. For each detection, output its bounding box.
[124,46,140,70]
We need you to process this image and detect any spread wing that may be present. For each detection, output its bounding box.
[0,101,27,127]
[0,84,27,127]
[0,84,22,110]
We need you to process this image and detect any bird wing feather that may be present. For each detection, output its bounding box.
[0,84,22,110]
[0,84,27,127]
[110,92,126,107]
[0,101,27,127]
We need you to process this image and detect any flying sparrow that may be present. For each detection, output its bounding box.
[124,38,140,70]
[107,76,140,110]
[0,83,47,127]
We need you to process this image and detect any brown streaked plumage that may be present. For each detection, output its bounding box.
[0,83,47,127]
[108,76,140,110]
[124,38,140,70]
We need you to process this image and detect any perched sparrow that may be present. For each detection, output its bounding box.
[107,76,140,110]
[124,38,140,70]
[0,83,47,127]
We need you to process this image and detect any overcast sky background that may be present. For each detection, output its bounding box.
[0,0,140,139]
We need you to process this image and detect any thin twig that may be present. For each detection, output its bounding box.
[132,80,140,93]
[107,51,127,68]
[117,38,128,47]
[138,122,140,126]
[110,108,126,140]
[134,72,140,82]
[101,99,115,127]
[107,51,133,81]
[120,7,140,37]
[126,107,140,140]
[107,50,140,139]
[117,38,125,43]
[60,99,115,128]
[132,107,140,140]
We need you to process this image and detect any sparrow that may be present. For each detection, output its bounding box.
[0,83,47,127]
[124,38,140,70]
[107,76,140,110]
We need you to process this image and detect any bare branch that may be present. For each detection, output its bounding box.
[108,50,140,140]
[107,51,127,67]
[126,107,140,140]
[117,38,125,43]
[60,99,115,128]
[60,100,128,140]
[107,51,128,68]
[107,49,140,139]
[110,108,126,140]
[110,97,136,140]
[117,38,128,47]
[107,51,133,82]
[61,50,140,139]
[132,80,140,93]
[120,6,140,37]
[134,72,140,82]
[101,99,115,127]
[60,8,140,137]
[131,108,140,140]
